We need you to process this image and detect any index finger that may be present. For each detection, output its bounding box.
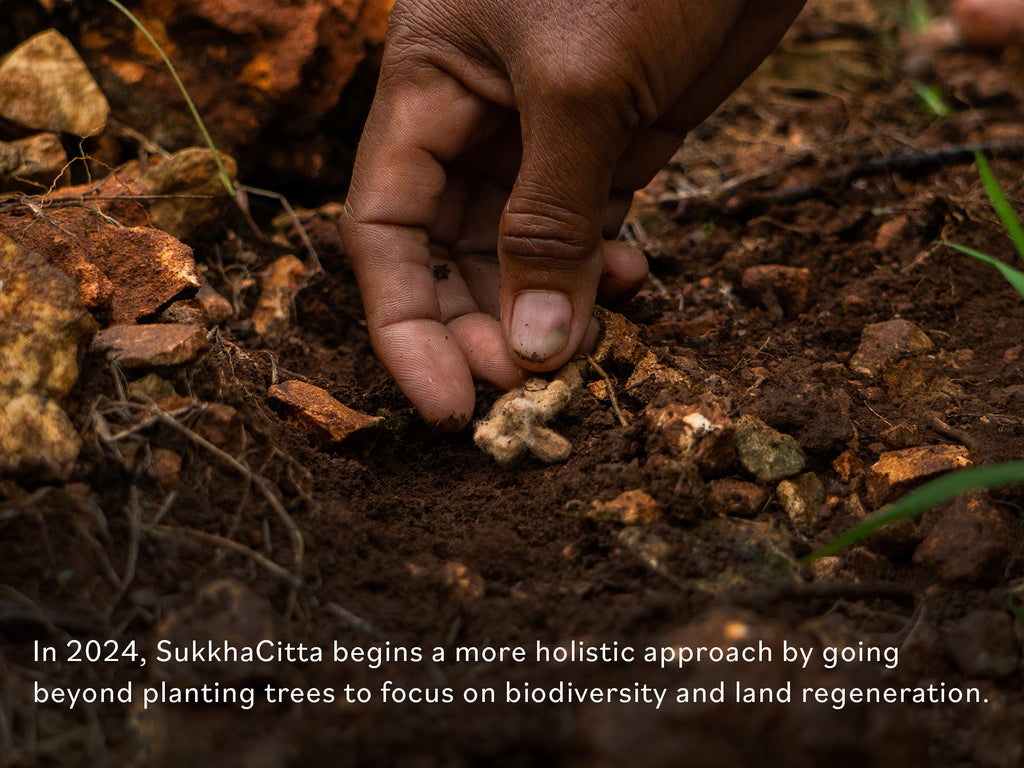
[342,64,495,428]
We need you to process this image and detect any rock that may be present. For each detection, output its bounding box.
[1,232,97,401]
[865,445,971,508]
[441,562,486,606]
[76,0,393,188]
[0,29,110,136]
[954,0,1024,50]
[706,478,769,518]
[807,555,842,581]
[777,472,826,531]
[588,489,663,526]
[882,357,953,404]
[268,380,382,446]
[148,448,183,490]
[252,255,310,338]
[850,319,934,377]
[590,307,702,398]
[474,378,574,465]
[645,400,735,475]
[0,212,201,323]
[734,415,806,483]
[832,450,864,484]
[49,148,238,243]
[0,231,94,480]
[841,294,872,315]
[0,133,67,183]
[913,493,1012,582]
[740,264,813,318]
[153,579,279,686]
[0,393,81,481]
[197,280,234,325]
[873,216,912,254]
[157,299,208,327]
[135,148,237,241]
[127,373,180,405]
[92,324,209,368]
[944,610,1020,678]
[192,403,242,450]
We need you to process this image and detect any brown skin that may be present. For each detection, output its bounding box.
[342,0,807,428]
[954,0,1024,50]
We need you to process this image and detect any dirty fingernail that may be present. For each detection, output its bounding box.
[510,290,572,362]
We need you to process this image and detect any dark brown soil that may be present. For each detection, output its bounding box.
[3,3,1024,767]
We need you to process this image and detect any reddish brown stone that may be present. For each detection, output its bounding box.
[0,209,200,322]
[193,403,242,450]
[588,489,663,526]
[850,319,934,377]
[740,264,813,318]
[865,445,971,508]
[268,380,382,445]
[913,493,1012,582]
[92,324,209,368]
[74,0,394,185]
[706,479,769,518]
[148,448,182,490]
[252,255,310,338]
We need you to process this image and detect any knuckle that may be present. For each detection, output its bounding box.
[499,194,596,267]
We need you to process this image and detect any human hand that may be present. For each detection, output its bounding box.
[342,0,806,428]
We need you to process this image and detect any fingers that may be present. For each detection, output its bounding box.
[342,66,495,427]
[657,0,809,136]
[498,88,631,369]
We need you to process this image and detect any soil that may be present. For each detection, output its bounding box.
[3,3,1024,767]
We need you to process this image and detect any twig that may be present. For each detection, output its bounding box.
[0,587,104,634]
[240,184,322,277]
[144,523,301,588]
[763,140,1024,206]
[105,488,143,618]
[927,416,977,451]
[586,356,630,427]
[324,602,384,639]
[123,402,305,578]
[726,580,915,608]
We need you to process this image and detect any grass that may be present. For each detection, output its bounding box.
[103,0,236,196]
[804,152,1024,562]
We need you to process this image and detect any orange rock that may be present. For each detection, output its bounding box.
[252,255,310,338]
[0,210,200,323]
[865,445,971,508]
[92,324,209,368]
[148,448,183,490]
[268,380,382,445]
[850,319,934,377]
[913,493,1011,582]
[441,562,486,605]
[588,489,662,526]
[75,0,395,183]
[740,264,813,318]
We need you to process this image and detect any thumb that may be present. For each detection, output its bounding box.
[499,102,628,370]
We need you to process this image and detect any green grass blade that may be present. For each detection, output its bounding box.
[975,150,1024,260]
[942,241,1024,299]
[802,460,1024,562]
[911,82,952,117]
[103,0,236,196]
